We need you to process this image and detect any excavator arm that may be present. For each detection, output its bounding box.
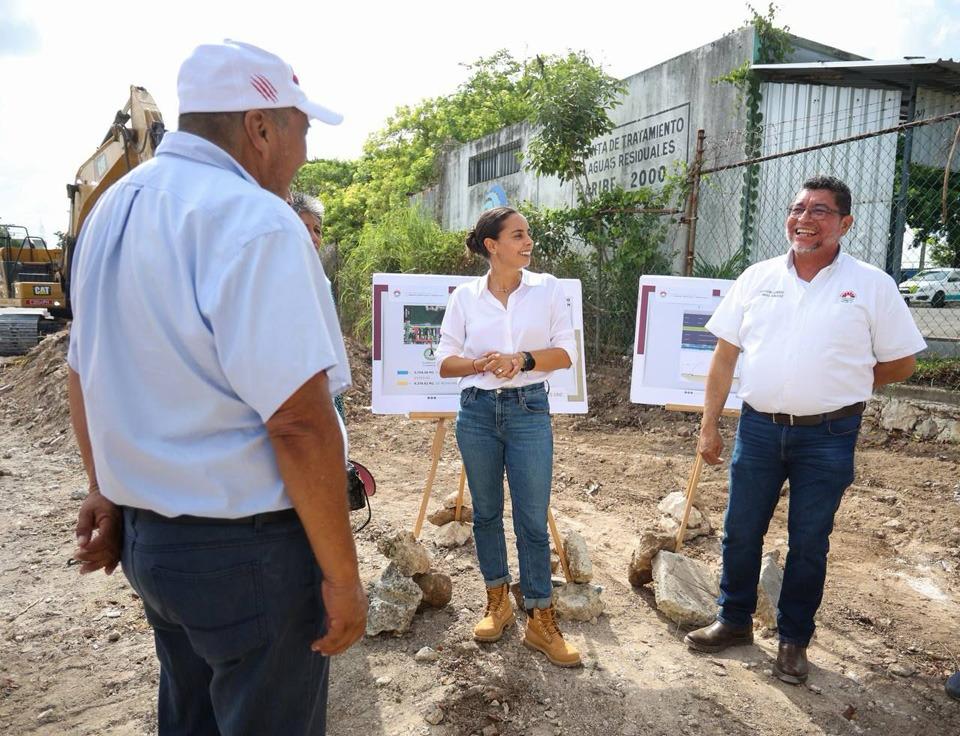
[0,85,165,355]
[61,85,166,315]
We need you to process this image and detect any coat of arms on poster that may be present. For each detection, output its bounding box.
[372,273,588,414]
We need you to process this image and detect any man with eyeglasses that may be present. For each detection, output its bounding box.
[685,175,926,685]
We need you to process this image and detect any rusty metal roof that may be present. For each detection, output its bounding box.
[752,59,960,95]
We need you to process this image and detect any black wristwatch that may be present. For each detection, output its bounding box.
[520,351,536,372]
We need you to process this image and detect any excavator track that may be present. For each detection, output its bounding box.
[0,313,61,356]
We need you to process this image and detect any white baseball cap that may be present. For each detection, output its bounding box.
[177,39,342,125]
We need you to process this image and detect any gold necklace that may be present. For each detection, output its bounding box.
[490,275,521,294]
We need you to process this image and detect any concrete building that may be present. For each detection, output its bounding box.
[426,27,862,232]
[424,26,960,274]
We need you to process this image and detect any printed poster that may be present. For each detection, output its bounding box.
[630,275,742,409]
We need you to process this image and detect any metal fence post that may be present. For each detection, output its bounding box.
[888,82,917,283]
[683,129,706,276]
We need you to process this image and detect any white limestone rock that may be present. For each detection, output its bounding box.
[879,399,924,433]
[553,582,604,621]
[365,562,423,636]
[563,530,593,583]
[755,551,783,631]
[658,512,712,542]
[652,551,719,628]
[435,521,473,548]
[657,491,704,529]
[377,531,432,577]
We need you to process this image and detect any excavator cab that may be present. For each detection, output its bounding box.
[0,224,63,355]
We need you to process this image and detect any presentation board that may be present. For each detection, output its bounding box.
[371,273,588,414]
[630,275,742,410]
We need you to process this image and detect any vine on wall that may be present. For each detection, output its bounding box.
[711,3,793,272]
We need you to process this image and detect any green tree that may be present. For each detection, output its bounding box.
[902,162,960,267]
[355,50,537,223]
[525,52,626,197]
[521,53,678,354]
[292,158,362,247]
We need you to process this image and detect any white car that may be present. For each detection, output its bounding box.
[899,268,960,308]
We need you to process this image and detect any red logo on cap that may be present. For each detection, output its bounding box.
[250,74,278,103]
[291,70,299,86]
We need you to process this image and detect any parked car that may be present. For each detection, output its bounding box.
[899,268,960,307]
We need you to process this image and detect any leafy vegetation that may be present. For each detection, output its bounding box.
[906,357,960,391]
[295,51,539,248]
[296,48,680,352]
[901,162,960,268]
[692,248,750,279]
[337,206,479,341]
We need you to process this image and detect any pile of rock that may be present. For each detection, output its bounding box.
[656,490,712,541]
[627,528,785,631]
[553,530,604,621]
[366,531,453,636]
[427,491,473,547]
[505,529,603,621]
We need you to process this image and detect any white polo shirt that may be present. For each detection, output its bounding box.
[706,250,926,415]
[68,131,351,518]
[435,270,577,390]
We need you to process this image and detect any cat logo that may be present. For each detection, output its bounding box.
[33,285,52,296]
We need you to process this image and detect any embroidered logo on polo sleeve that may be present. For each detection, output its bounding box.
[840,290,856,303]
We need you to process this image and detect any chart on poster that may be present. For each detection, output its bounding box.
[371,273,588,414]
[630,275,742,409]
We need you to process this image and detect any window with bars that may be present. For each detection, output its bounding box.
[468,140,522,186]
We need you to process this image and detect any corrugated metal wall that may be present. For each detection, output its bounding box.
[754,83,902,267]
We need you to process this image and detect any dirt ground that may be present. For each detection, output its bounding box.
[1,334,958,736]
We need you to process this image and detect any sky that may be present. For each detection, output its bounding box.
[2,0,959,241]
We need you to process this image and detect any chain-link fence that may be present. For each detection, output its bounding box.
[688,95,960,358]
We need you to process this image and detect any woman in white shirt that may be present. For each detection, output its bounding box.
[435,206,580,668]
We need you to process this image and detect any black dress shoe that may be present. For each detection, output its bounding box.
[774,642,809,684]
[684,620,754,653]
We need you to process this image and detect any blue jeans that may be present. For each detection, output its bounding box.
[455,383,554,609]
[121,507,329,735]
[718,406,861,646]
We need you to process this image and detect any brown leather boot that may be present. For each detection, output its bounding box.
[773,642,809,684]
[473,583,514,642]
[684,620,754,653]
[523,605,582,668]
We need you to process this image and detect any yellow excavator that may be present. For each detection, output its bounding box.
[0,86,165,355]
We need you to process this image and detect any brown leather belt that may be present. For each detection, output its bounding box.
[742,401,865,427]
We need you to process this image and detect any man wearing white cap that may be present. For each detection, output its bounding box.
[67,40,364,735]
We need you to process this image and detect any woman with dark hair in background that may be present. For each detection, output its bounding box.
[435,206,581,668]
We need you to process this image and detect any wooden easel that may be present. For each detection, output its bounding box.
[664,403,740,553]
[408,412,571,582]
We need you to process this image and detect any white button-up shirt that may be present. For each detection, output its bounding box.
[435,270,577,390]
[68,131,350,518]
[707,250,926,415]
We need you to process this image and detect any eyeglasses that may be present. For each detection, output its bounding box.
[786,205,845,220]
